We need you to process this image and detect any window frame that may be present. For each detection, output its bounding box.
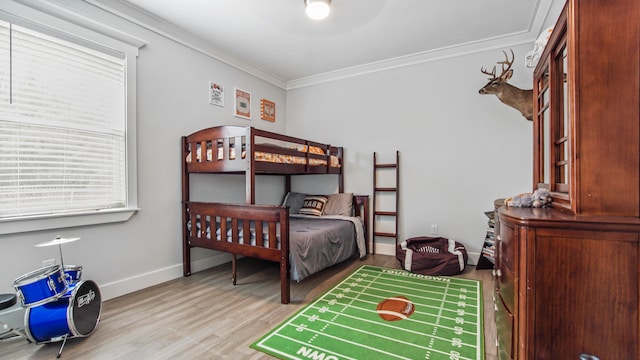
[0,5,141,235]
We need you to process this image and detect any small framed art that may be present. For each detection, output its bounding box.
[209,81,224,107]
[234,88,251,119]
[260,99,276,122]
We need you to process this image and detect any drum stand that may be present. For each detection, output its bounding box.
[56,334,68,358]
[0,293,29,342]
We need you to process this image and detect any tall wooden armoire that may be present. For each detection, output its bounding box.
[494,0,640,359]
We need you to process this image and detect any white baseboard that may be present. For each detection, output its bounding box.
[467,252,480,265]
[0,253,233,334]
[373,242,397,256]
[100,252,232,301]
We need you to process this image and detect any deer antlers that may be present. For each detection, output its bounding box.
[481,49,514,81]
[478,49,533,121]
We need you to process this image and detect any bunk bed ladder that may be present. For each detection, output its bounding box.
[372,151,400,255]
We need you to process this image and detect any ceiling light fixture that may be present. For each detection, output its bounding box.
[305,0,331,20]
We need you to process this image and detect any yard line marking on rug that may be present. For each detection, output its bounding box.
[367,272,479,301]
[304,298,479,338]
[331,279,480,316]
[359,267,483,358]
[270,312,478,360]
[267,269,418,360]
[311,285,480,330]
[325,266,480,357]
[274,330,414,359]
[251,265,484,360]
[324,276,481,338]
[374,266,484,360]
[358,270,475,301]
[290,310,479,354]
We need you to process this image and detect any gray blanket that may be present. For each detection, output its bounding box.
[289,215,365,281]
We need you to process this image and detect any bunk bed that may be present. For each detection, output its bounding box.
[181,126,368,304]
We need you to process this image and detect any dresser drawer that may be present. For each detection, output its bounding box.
[498,222,516,272]
[496,221,517,311]
[495,292,514,360]
[497,264,515,312]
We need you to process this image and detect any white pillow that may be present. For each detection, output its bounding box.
[323,193,353,216]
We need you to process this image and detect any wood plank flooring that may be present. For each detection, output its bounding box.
[0,255,496,359]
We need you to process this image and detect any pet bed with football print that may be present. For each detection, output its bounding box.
[396,236,468,276]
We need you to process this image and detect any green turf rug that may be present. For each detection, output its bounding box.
[251,265,484,360]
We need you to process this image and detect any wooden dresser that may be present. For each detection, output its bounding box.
[496,209,640,359]
[494,0,640,359]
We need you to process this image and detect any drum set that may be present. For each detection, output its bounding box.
[2,236,102,358]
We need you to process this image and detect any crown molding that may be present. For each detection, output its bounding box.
[286,0,557,89]
[12,0,147,50]
[85,0,287,89]
[13,0,558,91]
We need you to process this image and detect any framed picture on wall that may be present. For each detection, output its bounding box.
[234,88,251,119]
[260,99,275,122]
[209,81,224,107]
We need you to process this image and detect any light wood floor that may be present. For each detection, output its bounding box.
[0,255,496,360]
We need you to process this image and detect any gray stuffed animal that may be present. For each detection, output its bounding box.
[506,193,533,207]
[531,188,552,208]
[505,189,552,208]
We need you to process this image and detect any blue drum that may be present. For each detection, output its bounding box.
[13,265,68,308]
[24,280,102,343]
[63,265,83,284]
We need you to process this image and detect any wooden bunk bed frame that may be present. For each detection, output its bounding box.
[181,126,367,304]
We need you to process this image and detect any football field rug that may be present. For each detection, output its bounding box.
[251,265,484,360]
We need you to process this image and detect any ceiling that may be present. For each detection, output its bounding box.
[119,0,557,87]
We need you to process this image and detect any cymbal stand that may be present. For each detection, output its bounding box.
[57,243,65,267]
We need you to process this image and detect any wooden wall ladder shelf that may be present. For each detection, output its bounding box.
[372,151,400,255]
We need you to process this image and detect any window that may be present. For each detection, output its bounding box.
[0,9,140,234]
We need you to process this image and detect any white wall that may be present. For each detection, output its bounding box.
[0,2,286,309]
[286,45,536,258]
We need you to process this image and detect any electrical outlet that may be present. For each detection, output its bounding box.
[42,259,56,267]
[431,224,438,235]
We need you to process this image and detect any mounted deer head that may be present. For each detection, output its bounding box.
[479,49,534,121]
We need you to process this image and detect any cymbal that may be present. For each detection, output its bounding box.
[35,236,81,248]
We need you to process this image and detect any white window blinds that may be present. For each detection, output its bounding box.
[0,20,126,218]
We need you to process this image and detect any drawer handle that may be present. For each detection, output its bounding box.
[492,269,496,276]
[496,269,502,277]
[579,354,600,360]
[496,235,501,241]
